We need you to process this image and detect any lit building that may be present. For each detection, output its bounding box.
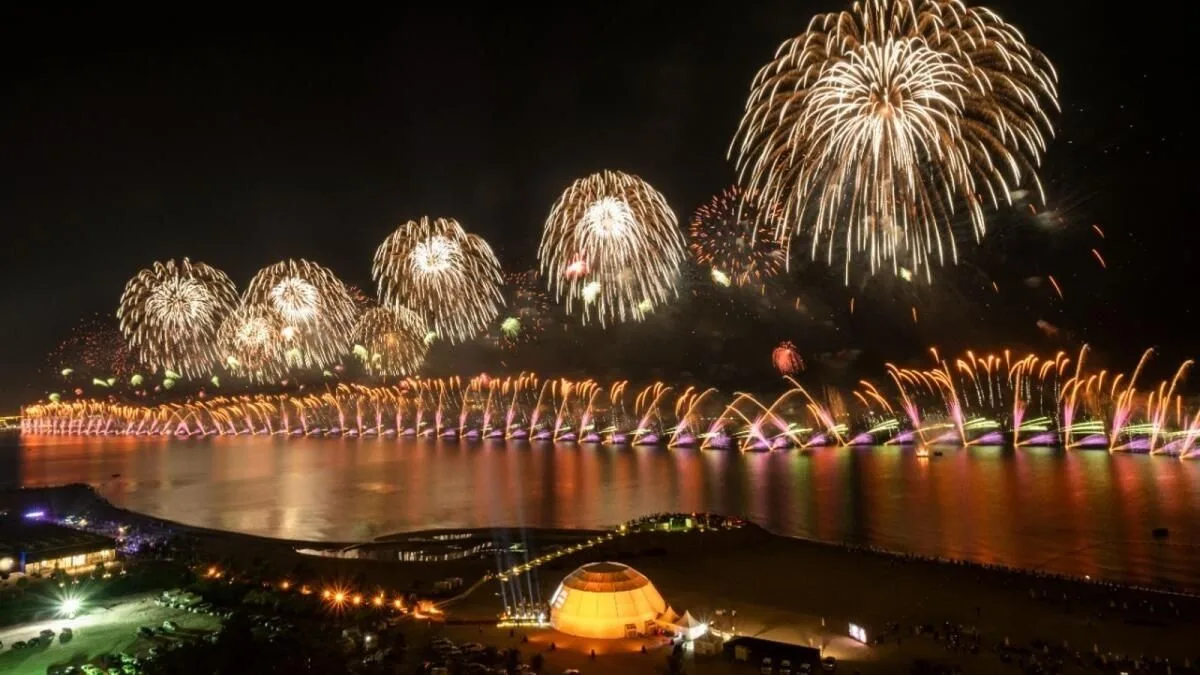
[549,562,668,639]
[0,522,117,576]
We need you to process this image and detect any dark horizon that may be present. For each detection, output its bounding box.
[1,2,1194,410]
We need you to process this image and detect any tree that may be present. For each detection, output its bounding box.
[530,653,544,673]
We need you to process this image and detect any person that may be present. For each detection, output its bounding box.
[590,649,596,660]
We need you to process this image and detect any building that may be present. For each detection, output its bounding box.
[0,522,117,576]
[724,636,821,671]
[549,561,668,639]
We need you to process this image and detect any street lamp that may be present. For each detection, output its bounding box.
[60,596,82,618]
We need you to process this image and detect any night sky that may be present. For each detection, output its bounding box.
[0,2,1193,410]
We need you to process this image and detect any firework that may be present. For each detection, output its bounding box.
[772,341,805,375]
[217,304,287,382]
[689,186,785,291]
[243,259,357,370]
[46,314,138,379]
[117,258,238,377]
[23,347,1200,458]
[731,0,1058,282]
[373,217,504,344]
[538,170,686,326]
[352,306,428,377]
[494,270,553,349]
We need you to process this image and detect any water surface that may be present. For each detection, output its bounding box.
[5,436,1199,590]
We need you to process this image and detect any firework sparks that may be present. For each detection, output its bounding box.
[538,170,686,326]
[243,259,357,370]
[773,341,805,375]
[117,258,238,377]
[689,186,785,292]
[731,0,1059,282]
[217,304,287,382]
[47,314,138,380]
[493,270,554,349]
[352,306,428,377]
[373,217,504,344]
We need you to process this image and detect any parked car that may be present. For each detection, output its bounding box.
[137,626,155,638]
[162,620,178,632]
[821,656,837,671]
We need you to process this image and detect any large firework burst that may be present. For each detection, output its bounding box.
[538,170,686,326]
[372,217,504,344]
[731,0,1058,282]
[117,258,238,377]
[243,259,357,370]
[689,186,785,292]
[351,306,428,377]
[216,304,288,382]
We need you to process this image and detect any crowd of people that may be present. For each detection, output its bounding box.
[850,542,1200,673]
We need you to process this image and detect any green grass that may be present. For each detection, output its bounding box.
[0,596,221,675]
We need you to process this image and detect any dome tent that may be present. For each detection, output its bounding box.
[549,562,668,639]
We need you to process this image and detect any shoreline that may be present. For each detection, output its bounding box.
[8,484,1200,671]
[5,482,1197,600]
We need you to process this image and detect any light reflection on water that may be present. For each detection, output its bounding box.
[5,435,1200,589]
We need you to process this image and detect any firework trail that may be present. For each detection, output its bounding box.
[689,186,785,292]
[731,0,1058,282]
[243,259,358,370]
[538,170,686,327]
[117,258,238,377]
[373,217,504,344]
[352,306,428,377]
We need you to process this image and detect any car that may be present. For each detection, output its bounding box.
[12,640,27,650]
[821,656,837,671]
[60,627,74,643]
[137,626,155,638]
[41,628,56,639]
[162,620,178,632]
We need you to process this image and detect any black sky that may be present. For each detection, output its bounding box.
[0,2,1194,410]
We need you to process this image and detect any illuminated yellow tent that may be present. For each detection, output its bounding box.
[549,562,668,639]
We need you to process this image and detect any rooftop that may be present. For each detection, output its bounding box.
[561,561,654,593]
[0,521,116,556]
